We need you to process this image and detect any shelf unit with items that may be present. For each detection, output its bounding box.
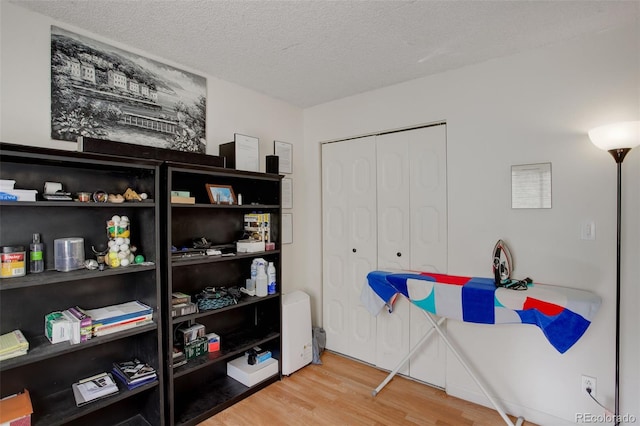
[162,163,282,426]
[0,143,164,426]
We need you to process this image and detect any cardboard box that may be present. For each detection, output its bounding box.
[44,312,71,344]
[206,332,220,353]
[62,308,92,345]
[227,356,278,387]
[0,389,33,425]
[184,336,208,360]
[243,213,271,242]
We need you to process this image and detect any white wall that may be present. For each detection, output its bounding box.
[0,2,304,297]
[3,1,639,424]
[304,23,639,426]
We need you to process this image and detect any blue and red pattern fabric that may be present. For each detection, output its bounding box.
[365,270,601,354]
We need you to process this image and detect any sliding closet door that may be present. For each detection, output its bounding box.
[407,124,448,388]
[322,137,378,364]
[375,131,412,373]
[375,125,447,386]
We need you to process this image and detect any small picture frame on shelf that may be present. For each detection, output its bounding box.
[206,184,236,205]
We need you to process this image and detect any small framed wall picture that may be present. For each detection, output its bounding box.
[274,141,292,174]
[282,213,293,244]
[282,178,293,209]
[206,184,236,205]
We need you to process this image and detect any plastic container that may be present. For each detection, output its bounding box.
[30,233,44,273]
[267,262,276,295]
[0,245,26,278]
[256,262,268,297]
[54,237,85,272]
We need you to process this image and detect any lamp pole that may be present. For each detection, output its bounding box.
[588,121,639,426]
[609,147,630,425]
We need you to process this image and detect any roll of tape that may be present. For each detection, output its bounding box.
[44,181,63,194]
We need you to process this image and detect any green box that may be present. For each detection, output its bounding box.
[185,336,208,360]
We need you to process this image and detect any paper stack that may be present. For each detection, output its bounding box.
[82,301,153,337]
[111,358,158,390]
[0,330,29,361]
[71,372,119,406]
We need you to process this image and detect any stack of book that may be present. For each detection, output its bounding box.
[171,292,197,318]
[71,372,119,406]
[0,330,29,361]
[111,358,157,390]
[82,301,153,337]
[172,347,187,369]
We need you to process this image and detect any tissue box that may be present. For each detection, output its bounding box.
[44,312,71,344]
[227,356,278,387]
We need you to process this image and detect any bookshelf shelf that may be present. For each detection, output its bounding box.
[0,143,164,426]
[164,164,283,425]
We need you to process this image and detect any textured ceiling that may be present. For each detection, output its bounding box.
[9,0,640,108]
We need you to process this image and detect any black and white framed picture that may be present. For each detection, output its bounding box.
[50,26,207,153]
[274,141,292,174]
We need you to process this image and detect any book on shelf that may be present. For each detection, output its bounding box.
[80,301,153,336]
[92,314,153,337]
[112,358,157,390]
[171,292,191,305]
[171,195,195,204]
[172,347,187,368]
[0,329,28,361]
[81,301,153,326]
[71,372,119,407]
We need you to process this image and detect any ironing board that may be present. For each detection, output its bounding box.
[362,270,601,426]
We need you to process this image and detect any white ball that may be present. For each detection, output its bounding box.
[120,258,130,267]
[128,253,135,263]
[124,238,130,245]
[111,215,121,223]
[140,193,148,200]
[109,245,119,253]
[107,240,116,247]
[115,237,124,245]
[120,244,129,252]
[117,251,127,259]
[130,245,137,253]
[120,215,129,223]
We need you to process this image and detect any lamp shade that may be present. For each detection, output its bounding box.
[588,121,640,151]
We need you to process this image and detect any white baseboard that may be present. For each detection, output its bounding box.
[446,382,575,426]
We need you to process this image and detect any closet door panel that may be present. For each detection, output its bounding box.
[375,132,411,370]
[376,133,411,270]
[322,137,377,362]
[407,125,448,387]
[409,125,448,273]
[322,141,352,354]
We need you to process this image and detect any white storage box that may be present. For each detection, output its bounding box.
[236,240,265,253]
[227,356,278,387]
[3,189,37,202]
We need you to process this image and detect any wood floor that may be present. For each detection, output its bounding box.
[199,351,536,426]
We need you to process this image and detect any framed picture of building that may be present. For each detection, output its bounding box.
[50,26,207,153]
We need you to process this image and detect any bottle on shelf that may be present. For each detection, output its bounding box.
[29,233,44,273]
[267,262,276,295]
[256,262,268,297]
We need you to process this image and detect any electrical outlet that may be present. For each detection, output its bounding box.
[582,375,597,397]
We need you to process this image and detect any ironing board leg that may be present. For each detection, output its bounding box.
[421,310,523,426]
[372,316,446,396]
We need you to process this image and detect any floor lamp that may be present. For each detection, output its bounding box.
[588,121,640,425]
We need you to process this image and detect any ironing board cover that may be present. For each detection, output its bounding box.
[364,271,601,354]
